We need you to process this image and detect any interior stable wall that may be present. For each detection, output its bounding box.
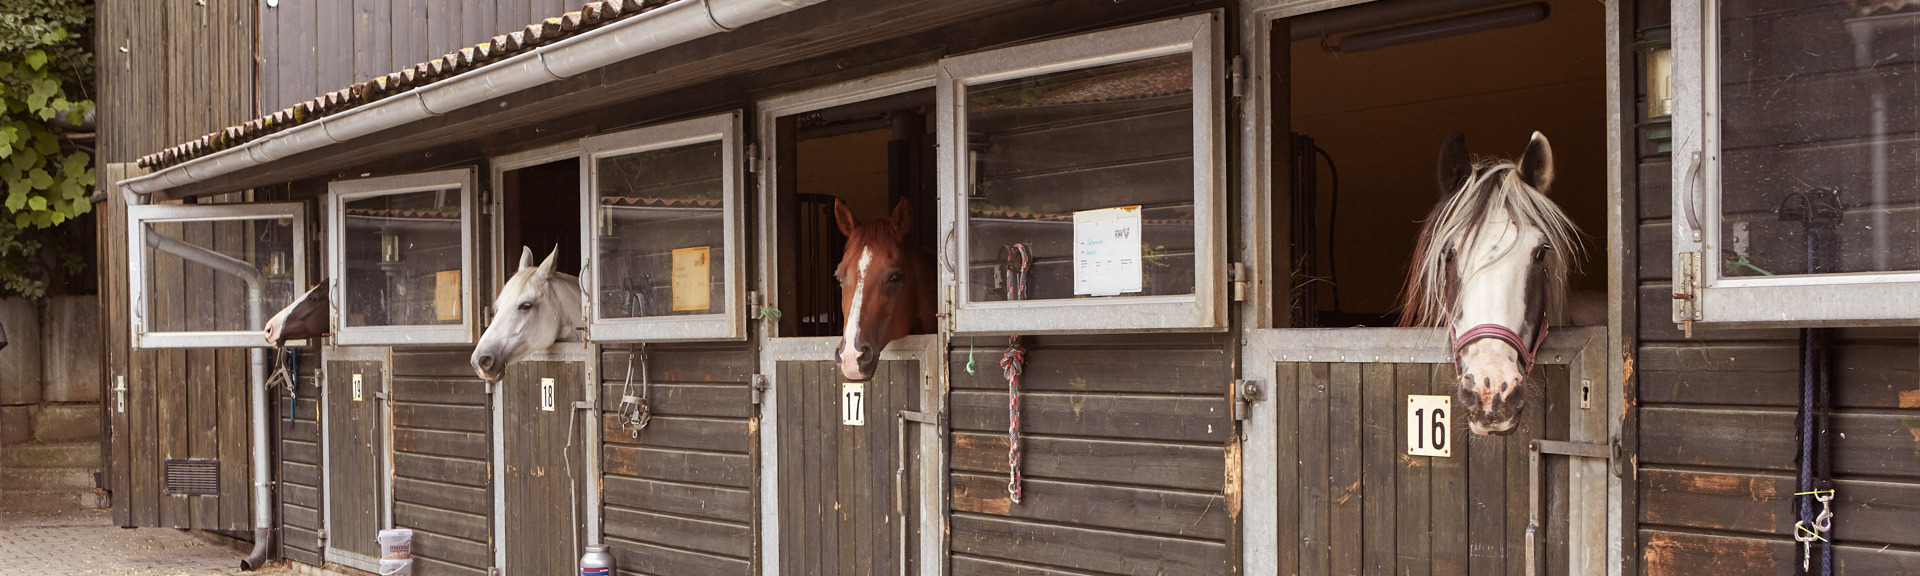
[1289,0,1608,320]
[1630,1,1920,573]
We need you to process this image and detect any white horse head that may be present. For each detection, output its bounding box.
[1404,132,1581,435]
[472,246,583,381]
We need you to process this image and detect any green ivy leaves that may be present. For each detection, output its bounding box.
[0,0,94,299]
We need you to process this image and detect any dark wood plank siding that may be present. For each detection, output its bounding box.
[259,0,578,112]
[279,354,326,565]
[599,343,755,576]
[1632,1,1920,573]
[327,359,386,560]
[948,335,1232,575]
[1270,362,1570,576]
[776,359,921,576]
[501,359,585,576]
[390,349,494,576]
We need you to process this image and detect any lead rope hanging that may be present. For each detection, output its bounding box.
[1001,335,1027,504]
[1780,189,1839,576]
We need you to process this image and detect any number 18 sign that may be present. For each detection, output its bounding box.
[1407,395,1451,457]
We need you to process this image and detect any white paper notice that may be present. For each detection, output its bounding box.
[1073,205,1144,296]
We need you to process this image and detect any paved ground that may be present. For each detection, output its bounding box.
[0,509,299,576]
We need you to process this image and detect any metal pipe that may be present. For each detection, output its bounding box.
[143,230,275,569]
[119,0,825,196]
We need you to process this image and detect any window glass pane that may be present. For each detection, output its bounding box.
[595,140,726,318]
[1718,0,1920,277]
[965,53,1196,302]
[144,217,297,333]
[342,189,464,327]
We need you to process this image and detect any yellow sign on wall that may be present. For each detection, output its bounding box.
[672,246,712,312]
[434,270,462,321]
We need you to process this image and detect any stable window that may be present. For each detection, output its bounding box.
[580,112,746,341]
[329,169,478,345]
[127,202,307,348]
[939,13,1226,333]
[1672,0,1920,326]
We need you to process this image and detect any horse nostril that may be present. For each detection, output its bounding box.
[858,344,874,361]
[477,356,494,370]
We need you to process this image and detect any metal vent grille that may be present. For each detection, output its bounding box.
[163,459,220,496]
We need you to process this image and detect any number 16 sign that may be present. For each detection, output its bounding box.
[1407,395,1451,457]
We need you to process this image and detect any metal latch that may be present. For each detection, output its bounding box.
[1230,379,1262,422]
[1525,439,1612,576]
[900,409,942,437]
[1673,251,1701,337]
[750,374,768,406]
[114,376,127,414]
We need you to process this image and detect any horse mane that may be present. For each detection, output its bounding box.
[1400,158,1582,327]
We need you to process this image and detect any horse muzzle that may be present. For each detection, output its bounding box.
[835,340,877,382]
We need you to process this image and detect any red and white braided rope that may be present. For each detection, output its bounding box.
[1001,335,1027,504]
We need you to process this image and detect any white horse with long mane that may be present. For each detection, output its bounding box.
[1402,132,1583,435]
[471,246,582,381]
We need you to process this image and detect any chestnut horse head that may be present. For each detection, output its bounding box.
[832,198,935,381]
[1403,132,1581,435]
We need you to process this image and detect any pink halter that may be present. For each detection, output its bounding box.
[1451,319,1550,374]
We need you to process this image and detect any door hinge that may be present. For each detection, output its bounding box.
[1672,251,1701,337]
[1228,262,1250,302]
[745,142,761,174]
[1230,379,1262,423]
[1229,55,1247,100]
[750,374,768,406]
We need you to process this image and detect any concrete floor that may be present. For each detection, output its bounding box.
[0,509,299,576]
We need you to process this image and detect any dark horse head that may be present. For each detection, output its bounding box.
[1403,132,1581,435]
[832,198,935,381]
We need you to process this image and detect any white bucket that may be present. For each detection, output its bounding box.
[377,528,413,560]
[378,558,413,576]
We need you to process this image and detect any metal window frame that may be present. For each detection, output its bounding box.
[127,201,309,349]
[1672,0,1920,327]
[937,13,1228,334]
[328,168,480,346]
[578,111,748,342]
[755,65,939,338]
[490,140,586,293]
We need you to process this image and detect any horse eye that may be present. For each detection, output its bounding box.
[517,301,534,310]
[887,271,903,283]
[1533,244,1550,262]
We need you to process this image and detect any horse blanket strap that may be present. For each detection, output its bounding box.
[1450,318,1549,373]
[1001,335,1027,504]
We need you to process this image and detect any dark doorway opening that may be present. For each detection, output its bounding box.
[500,158,582,277]
[775,88,937,337]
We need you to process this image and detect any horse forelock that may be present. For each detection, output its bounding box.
[1402,159,1581,328]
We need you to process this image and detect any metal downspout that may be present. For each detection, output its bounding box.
[140,231,275,569]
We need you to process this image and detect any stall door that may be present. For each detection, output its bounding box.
[499,352,587,575]
[1240,327,1611,576]
[324,354,386,571]
[763,336,940,575]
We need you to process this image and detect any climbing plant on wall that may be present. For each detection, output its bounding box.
[0,0,93,298]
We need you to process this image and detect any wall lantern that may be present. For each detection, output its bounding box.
[1634,24,1673,153]
[379,231,405,265]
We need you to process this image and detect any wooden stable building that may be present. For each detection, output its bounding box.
[92,0,1920,574]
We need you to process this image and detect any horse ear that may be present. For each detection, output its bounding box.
[890,198,912,239]
[1518,131,1554,193]
[519,246,535,270]
[535,246,559,280]
[833,198,859,237]
[1437,133,1472,198]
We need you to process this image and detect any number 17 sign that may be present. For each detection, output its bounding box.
[1407,395,1451,457]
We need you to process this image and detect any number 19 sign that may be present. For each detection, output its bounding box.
[1407,395,1451,457]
